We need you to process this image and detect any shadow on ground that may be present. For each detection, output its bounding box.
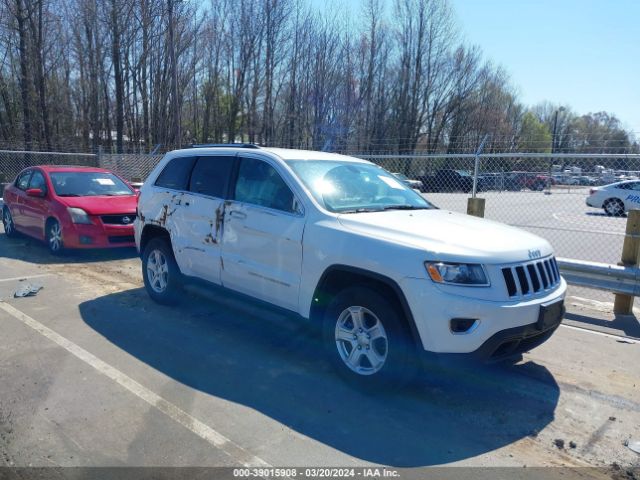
[585,211,626,218]
[0,228,137,264]
[565,311,640,339]
[79,286,560,467]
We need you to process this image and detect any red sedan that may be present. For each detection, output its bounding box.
[2,166,138,254]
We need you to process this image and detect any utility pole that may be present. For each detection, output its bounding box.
[551,106,565,154]
[168,0,181,148]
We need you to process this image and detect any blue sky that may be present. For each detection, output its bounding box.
[451,0,640,134]
[316,0,640,135]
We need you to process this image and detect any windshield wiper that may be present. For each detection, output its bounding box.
[380,205,429,211]
[338,207,383,214]
[58,193,81,197]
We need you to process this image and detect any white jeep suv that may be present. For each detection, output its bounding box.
[135,145,566,387]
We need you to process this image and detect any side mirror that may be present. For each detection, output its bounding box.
[26,188,45,198]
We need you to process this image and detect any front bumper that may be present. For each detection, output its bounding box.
[400,277,567,357]
[430,308,563,364]
[63,222,135,249]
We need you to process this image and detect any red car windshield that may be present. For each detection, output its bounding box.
[50,172,134,197]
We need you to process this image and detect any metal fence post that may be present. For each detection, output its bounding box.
[471,134,488,198]
[97,145,103,168]
[613,209,640,314]
[467,197,485,217]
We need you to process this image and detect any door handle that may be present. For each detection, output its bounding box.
[229,211,247,220]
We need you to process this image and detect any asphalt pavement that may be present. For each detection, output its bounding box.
[0,228,639,476]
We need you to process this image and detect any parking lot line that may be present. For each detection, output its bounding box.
[0,300,272,468]
[0,273,54,283]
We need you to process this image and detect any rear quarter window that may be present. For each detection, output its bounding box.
[154,156,197,190]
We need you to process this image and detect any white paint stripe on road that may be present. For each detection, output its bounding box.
[0,273,54,283]
[0,300,272,468]
[560,323,638,343]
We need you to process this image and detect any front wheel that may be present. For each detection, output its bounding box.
[142,237,183,305]
[322,286,416,390]
[2,207,17,237]
[46,219,64,254]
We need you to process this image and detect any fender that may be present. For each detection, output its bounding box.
[312,264,423,349]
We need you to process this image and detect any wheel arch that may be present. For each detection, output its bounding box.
[44,216,59,236]
[140,224,171,256]
[311,265,423,349]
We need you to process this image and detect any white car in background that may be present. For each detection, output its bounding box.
[586,180,640,216]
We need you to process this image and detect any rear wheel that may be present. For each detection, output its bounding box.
[604,198,625,216]
[323,286,416,390]
[2,207,17,237]
[46,219,64,254]
[142,237,182,305]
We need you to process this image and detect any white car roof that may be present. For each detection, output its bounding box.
[260,147,370,163]
[606,180,638,188]
[166,146,371,164]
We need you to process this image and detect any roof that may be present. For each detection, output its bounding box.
[170,145,370,163]
[261,147,368,163]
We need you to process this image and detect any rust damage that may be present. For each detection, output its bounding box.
[152,195,181,227]
[204,201,229,245]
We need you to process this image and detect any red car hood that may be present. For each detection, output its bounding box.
[57,195,138,215]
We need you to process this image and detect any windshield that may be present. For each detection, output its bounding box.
[286,160,435,213]
[50,172,134,197]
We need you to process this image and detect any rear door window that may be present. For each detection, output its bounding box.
[16,170,32,190]
[155,156,197,191]
[188,156,235,198]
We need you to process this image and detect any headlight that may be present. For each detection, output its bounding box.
[425,262,489,286]
[67,207,93,224]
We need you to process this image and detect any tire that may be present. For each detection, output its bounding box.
[46,219,64,254]
[322,285,416,390]
[142,237,182,305]
[2,206,17,237]
[604,198,625,217]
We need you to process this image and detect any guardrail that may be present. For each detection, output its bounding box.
[557,258,640,296]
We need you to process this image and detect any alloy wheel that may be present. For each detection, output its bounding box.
[49,222,62,252]
[3,209,13,235]
[146,249,169,293]
[334,306,388,375]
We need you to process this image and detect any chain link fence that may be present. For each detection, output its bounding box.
[99,154,164,183]
[357,153,640,265]
[2,148,640,266]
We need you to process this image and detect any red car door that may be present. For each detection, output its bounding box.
[9,169,33,232]
[21,169,50,239]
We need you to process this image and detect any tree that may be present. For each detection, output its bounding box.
[518,111,551,152]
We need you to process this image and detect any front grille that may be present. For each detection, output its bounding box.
[101,214,135,225]
[502,257,560,298]
[108,235,135,244]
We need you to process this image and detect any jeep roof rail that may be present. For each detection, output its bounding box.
[189,143,260,149]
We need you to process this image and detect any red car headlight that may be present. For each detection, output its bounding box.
[67,207,93,224]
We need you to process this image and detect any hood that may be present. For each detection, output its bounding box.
[57,195,137,215]
[337,209,553,264]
